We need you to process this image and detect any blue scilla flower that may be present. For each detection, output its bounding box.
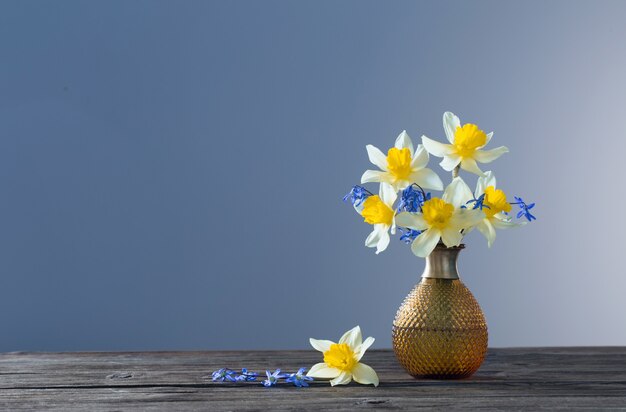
[235,368,259,382]
[211,368,237,382]
[285,367,314,388]
[263,369,286,387]
[399,227,422,244]
[511,196,536,222]
[465,193,491,211]
[342,185,372,207]
[397,184,431,213]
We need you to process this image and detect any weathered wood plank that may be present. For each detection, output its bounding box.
[0,348,625,410]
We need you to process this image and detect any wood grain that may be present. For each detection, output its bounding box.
[1,348,625,410]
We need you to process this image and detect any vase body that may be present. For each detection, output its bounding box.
[392,244,487,379]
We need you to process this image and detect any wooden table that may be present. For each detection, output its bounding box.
[1,348,624,410]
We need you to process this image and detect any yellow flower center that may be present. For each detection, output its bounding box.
[483,186,512,219]
[386,147,413,181]
[453,124,487,157]
[422,198,454,230]
[361,195,394,226]
[324,343,357,372]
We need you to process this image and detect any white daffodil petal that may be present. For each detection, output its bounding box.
[355,336,375,361]
[352,363,379,387]
[361,169,388,185]
[495,211,511,221]
[395,130,414,154]
[484,131,493,146]
[365,145,388,171]
[453,209,486,230]
[409,168,444,191]
[440,153,462,171]
[443,111,461,144]
[339,325,362,348]
[411,144,429,169]
[460,158,485,176]
[395,212,428,231]
[443,177,473,209]
[476,219,496,248]
[441,226,463,247]
[388,181,408,193]
[330,371,352,386]
[474,146,509,164]
[365,225,383,248]
[410,229,441,258]
[421,135,454,157]
[492,218,525,229]
[379,182,397,206]
[375,230,390,254]
[475,171,496,197]
[307,363,341,378]
[309,338,335,353]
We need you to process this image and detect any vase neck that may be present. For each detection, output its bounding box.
[421,244,463,280]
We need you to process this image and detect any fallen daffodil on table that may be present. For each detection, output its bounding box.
[421,111,508,176]
[361,130,443,192]
[307,326,379,387]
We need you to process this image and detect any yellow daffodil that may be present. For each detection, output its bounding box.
[361,130,443,192]
[421,112,508,176]
[471,171,525,247]
[395,177,484,257]
[307,326,379,387]
[356,183,397,254]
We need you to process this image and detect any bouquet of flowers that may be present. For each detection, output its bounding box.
[344,111,535,257]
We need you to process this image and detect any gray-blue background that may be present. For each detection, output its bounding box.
[1,0,625,351]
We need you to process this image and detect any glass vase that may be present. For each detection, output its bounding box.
[392,243,488,379]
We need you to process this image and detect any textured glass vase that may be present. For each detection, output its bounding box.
[392,243,488,379]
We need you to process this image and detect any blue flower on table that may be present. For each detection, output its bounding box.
[285,367,314,387]
[211,368,237,382]
[263,369,285,387]
[235,368,259,382]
